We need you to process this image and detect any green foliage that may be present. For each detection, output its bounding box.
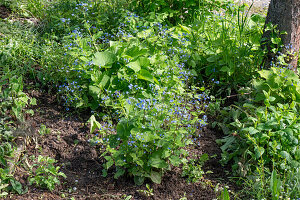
[183,3,266,94]
[216,66,300,199]
[28,155,66,191]
[23,0,211,185]
[0,168,27,195]
[98,85,206,185]
[127,0,233,24]
[218,101,300,173]
[0,68,35,122]
[38,124,51,136]
[181,154,209,183]
[219,188,230,200]
[254,67,300,104]
[3,0,297,199]
[137,184,154,197]
[0,65,34,197]
[1,0,49,19]
[0,133,27,196]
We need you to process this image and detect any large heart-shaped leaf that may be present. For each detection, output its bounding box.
[149,154,168,168]
[127,57,150,73]
[138,69,159,84]
[150,171,162,184]
[92,51,117,67]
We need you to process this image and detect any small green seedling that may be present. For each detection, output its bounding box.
[137,184,154,197]
[38,124,51,136]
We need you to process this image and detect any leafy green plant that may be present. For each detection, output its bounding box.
[218,101,300,175]
[0,179,9,198]
[181,154,209,183]
[137,184,154,197]
[218,187,230,200]
[0,67,36,123]
[38,124,51,136]
[98,86,206,185]
[216,65,300,199]
[253,67,300,104]
[30,0,210,185]
[28,155,66,191]
[128,0,233,25]
[270,170,281,200]
[182,3,266,94]
[0,168,26,195]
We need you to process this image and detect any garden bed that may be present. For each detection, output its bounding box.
[5,90,236,199]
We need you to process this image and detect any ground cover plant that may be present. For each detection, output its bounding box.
[0,0,299,199]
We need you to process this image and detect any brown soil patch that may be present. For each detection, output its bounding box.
[0,5,11,19]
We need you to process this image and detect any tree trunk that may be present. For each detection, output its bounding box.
[263,0,300,72]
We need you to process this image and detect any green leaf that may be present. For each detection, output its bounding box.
[30,98,37,105]
[137,69,154,82]
[270,170,281,200]
[258,70,272,79]
[220,66,230,72]
[116,120,132,138]
[10,179,24,194]
[271,37,281,44]
[105,156,114,169]
[243,127,259,135]
[102,169,108,177]
[99,74,110,88]
[92,51,117,67]
[25,109,34,116]
[89,85,101,97]
[295,149,300,160]
[125,46,147,58]
[220,136,235,152]
[254,146,265,159]
[127,61,141,73]
[137,69,158,84]
[207,55,219,62]
[114,168,125,179]
[89,115,102,134]
[127,57,150,73]
[169,155,181,167]
[149,153,168,168]
[220,188,230,200]
[134,176,144,186]
[150,171,162,184]
[280,151,292,162]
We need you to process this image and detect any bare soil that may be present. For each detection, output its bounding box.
[0,5,11,19]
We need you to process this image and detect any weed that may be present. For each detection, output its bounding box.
[181,154,209,183]
[137,184,154,197]
[38,124,51,136]
[28,155,66,191]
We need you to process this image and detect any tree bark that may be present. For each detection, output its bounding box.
[263,0,300,72]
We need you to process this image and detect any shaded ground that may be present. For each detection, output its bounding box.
[4,85,238,200]
[0,5,11,19]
